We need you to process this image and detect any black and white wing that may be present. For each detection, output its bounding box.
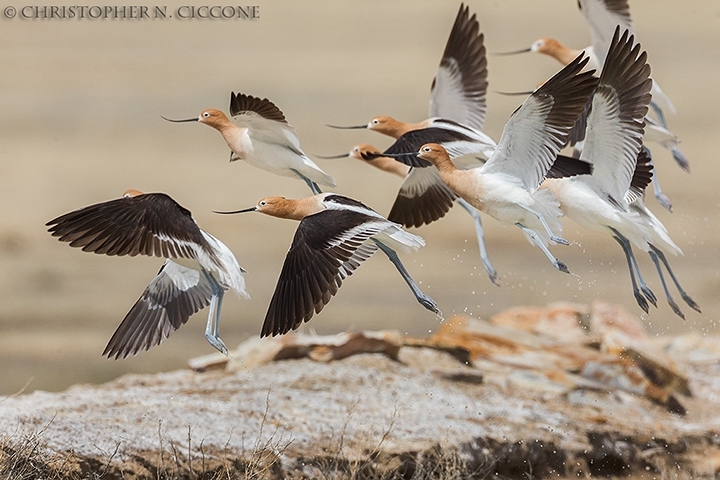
[388,167,458,228]
[480,54,598,191]
[576,28,652,206]
[578,0,633,66]
[429,3,488,131]
[229,91,305,156]
[46,193,215,262]
[261,209,391,337]
[103,260,213,359]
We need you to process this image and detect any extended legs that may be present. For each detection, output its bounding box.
[455,198,499,286]
[519,204,569,245]
[516,223,569,274]
[202,269,229,355]
[649,245,701,319]
[609,228,657,314]
[372,239,440,315]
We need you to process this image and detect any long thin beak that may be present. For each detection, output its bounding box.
[491,47,532,56]
[161,115,198,123]
[325,124,367,130]
[314,153,349,159]
[382,152,419,158]
[213,206,257,214]
[494,90,536,96]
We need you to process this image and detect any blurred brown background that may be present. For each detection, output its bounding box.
[1,1,718,395]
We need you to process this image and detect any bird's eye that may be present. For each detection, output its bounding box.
[259,200,267,206]
[372,119,379,125]
[203,112,210,118]
[423,147,431,152]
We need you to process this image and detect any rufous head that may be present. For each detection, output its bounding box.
[350,144,383,161]
[196,108,231,128]
[416,143,450,165]
[161,108,231,130]
[366,116,399,134]
[215,196,290,217]
[531,38,563,56]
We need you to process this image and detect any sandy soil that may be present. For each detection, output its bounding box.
[1,0,718,395]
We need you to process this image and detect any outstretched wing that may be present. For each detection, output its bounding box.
[103,260,213,360]
[229,91,305,156]
[388,167,457,228]
[578,0,633,66]
[429,3,488,131]
[381,120,494,168]
[480,54,598,191]
[46,193,212,262]
[577,28,652,206]
[261,209,390,337]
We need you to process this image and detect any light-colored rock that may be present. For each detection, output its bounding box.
[590,300,650,340]
[489,301,591,343]
[2,303,718,478]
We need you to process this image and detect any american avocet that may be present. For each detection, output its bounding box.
[216,193,438,337]
[544,28,700,318]
[318,144,500,285]
[496,0,687,211]
[163,92,336,194]
[387,54,599,274]
[46,189,249,358]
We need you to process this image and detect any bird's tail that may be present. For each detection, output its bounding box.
[374,224,425,254]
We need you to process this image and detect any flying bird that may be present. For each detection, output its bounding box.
[216,193,438,337]
[163,92,336,194]
[46,189,249,359]
[545,27,699,318]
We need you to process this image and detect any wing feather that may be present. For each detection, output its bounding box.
[429,3,488,131]
[481,54,599,190]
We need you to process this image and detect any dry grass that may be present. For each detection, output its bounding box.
[0,407,705,480]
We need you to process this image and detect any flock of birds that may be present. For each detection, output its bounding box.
[46,1,700,360]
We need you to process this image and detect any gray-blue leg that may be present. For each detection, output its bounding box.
[610,229,657,312]
[455,198,499,286]
[650,102,668,129]
[519,204,569,245]
[291,168,322,195]
[372,239,440,314]
[650,245,701,314]
[202,270,229,355]
[671,147,690,172]
[515,223,569,273]
[649,250,684,319]
[648,156,673,212]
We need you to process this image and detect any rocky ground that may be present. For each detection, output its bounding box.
[2,301,720,479]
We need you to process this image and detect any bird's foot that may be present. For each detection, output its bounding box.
[655,192,673,212]
[668,299,686,320]
[641,285,658,308]
[418,293,441,315]
[551,235,570,246]
[554,260,570,274]
[634,292,650,314]
[483,261,501,287]
[672,148,690,172]
[681,293,702,314]
[205,333,229,356]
